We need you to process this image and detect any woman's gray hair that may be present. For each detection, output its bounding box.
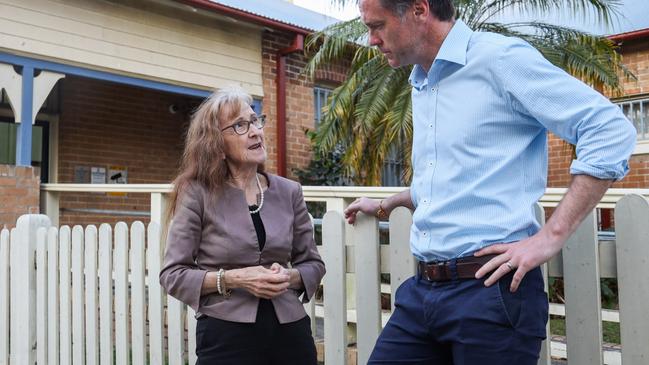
[379,0,455,21]
[207,85,253,120]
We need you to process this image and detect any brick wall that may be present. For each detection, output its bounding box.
[547,38,649,189]
[0,165,40,229]
[617,40,649,96]
[261,30,349,178]
[57,76,194,226]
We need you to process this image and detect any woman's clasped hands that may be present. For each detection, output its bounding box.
[224,263,291,299]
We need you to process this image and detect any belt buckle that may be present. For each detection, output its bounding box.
[424,261,445,282]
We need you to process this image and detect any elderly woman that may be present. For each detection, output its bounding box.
[160,86,325,365]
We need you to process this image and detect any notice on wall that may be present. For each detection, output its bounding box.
[74,166,90,183]
[107,165,127,196]
[90,167,106,184]
[108,166,128,184]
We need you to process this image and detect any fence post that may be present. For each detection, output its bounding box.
[562,210,603,365]
[534,204,551,365]
[322,211,347,365]
[388,207,414,312]
[71,225,85,364]
[98,224,113,365]
[42,190,60,227]
[1,229,10,365]
[130,222,146,365]
[10,214,50,365]
[353,213,381,365]
[36,228,48,365]
[325,197,357,315]
[114,222,130,365]
[46,227,59,365]
[615,194,649,364]
[147,222,165,365]
[85,226,99,365]
[150,192,169,234]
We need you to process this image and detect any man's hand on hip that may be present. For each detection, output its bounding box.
[473,231,563,292]
[474,174,612,293]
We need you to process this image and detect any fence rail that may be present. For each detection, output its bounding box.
[38,184,649,226]
[3,190,649,364]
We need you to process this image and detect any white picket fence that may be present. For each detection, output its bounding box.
[0,216,199,365]
[2,193,649,364]
[317,194,649,365]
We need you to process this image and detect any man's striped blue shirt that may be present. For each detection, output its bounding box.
[408,20,636,262]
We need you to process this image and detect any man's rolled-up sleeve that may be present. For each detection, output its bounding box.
[497,39,636,181]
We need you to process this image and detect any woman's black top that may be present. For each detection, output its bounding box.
[248,205,266,251]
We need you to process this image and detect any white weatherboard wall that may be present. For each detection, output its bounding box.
[0,0,264,96]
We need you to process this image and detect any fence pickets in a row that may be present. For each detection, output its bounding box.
[0,217,199,365]
[1,194,649,365]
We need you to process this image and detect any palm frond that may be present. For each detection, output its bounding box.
[472,0,621,26]
[304,18,366,78]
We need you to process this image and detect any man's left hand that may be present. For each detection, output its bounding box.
[473,231,563,292]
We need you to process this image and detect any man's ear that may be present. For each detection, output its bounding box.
[413,0,428,17]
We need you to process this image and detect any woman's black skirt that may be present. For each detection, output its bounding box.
[195,299,317,365]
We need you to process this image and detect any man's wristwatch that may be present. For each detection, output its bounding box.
[376,200,388,219]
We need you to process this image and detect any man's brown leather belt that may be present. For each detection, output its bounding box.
[417,254,498,282]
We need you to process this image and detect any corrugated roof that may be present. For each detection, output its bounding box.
[210,0,342,31]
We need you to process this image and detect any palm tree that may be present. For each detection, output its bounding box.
[305,0,633,186]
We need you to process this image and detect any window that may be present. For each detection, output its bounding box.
[617,97,649,141]
[251,98,263,114]
[381,145,405,186]
[0,120,49,182]
[0,85,58,183]
[313,86,332,127]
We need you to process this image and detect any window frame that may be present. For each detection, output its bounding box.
[313,86,332,128]
[614,95,649,155]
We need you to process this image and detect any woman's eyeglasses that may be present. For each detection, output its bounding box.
[221,114,267,135]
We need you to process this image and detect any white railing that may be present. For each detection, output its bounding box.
[38,183,649,229]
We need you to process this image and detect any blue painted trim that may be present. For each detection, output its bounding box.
[0,52,211,98]
[16,65,34,166]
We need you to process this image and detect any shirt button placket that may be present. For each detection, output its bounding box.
[428,83,438,206]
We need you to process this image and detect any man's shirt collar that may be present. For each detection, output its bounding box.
[409,20,473,88]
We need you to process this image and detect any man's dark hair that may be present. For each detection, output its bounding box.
[379,0,455,21]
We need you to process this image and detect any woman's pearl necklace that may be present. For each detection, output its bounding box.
[249,173,264,214]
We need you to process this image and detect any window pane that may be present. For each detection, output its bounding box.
[616,98,649,141]
[0,122,43,164]
[381,145,404,186]
[642,101,649,139]
[313,87,332,127]
[0,122,11,164]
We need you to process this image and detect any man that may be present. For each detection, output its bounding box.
[344,0,636,363]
